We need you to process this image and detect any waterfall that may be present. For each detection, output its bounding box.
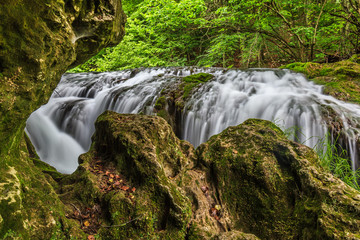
[26,67,360,174]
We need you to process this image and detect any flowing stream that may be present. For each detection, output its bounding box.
[26,67,360,174]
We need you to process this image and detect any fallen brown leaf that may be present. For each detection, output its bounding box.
[88,235,95,240]
[210,208,217,217]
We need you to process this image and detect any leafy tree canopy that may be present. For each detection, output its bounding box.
[70,0,360,72]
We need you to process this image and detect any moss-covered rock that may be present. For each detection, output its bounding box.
[0,132,84,239]
[182,73,214,99]
[153,72,214,135]
[61,111,194,239]
[0,0,126,238]
[282,59,360,104]
[198,118,360,239]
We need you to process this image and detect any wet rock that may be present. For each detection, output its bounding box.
[153,72,215,135]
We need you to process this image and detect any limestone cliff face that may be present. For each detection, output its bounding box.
[0,0,126,150]
[0,0,125,238]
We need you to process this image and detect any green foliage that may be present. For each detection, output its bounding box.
[197,34,243,68]
[315,135,360,191]
[2,229,21,240]
[71,0,360,72]
[122,0,144,15]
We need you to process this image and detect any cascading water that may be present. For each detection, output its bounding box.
[26,67,360,174]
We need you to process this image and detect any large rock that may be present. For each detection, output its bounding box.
[0,0,125,238]
[58,111,194,238]
[198,118,360,239]
[91,111,194,238]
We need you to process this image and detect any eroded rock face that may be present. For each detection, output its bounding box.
[0,0,126,149]
[0,1,125,238]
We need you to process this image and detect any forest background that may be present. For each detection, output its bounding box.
[71,0,360,72]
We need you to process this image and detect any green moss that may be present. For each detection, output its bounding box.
[183,83,198,99]
[31,158,64,181]
[0,131,84,239]
[186,223,205,240]
[181,73,214,99]
[154,96,166,110]
[283,58,360,104]
[349,54,360,63]
[183,73,214,83]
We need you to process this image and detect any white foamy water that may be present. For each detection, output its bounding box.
[26,67,360,173]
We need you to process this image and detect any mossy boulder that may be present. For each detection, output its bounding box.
[0,0,126,238]
[61,111,194,239]
[0,132,84,239]
[198,119,360,239]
